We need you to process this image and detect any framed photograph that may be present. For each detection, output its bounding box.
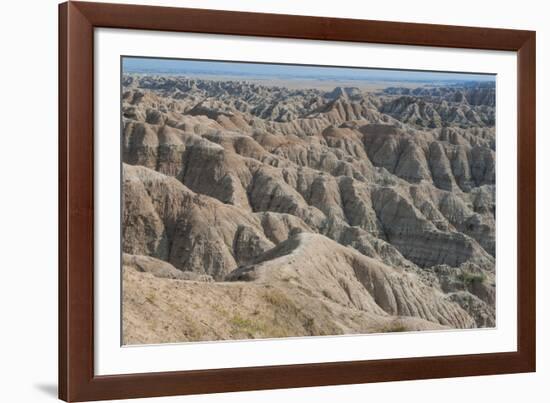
[59,1,536,401]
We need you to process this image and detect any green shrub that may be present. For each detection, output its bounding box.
[458,271,486,286]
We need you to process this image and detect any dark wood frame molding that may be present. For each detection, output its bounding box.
[59,1,536,401]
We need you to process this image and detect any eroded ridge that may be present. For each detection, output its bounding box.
[122,74,496,344]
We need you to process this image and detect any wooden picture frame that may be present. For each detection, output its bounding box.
[59,1,536,401]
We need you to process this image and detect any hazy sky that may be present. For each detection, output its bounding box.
[122,57,495,83]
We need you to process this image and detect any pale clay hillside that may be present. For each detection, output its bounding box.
[121,74,496,344]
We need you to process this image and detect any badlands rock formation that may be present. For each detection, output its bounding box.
[121,74,496,344]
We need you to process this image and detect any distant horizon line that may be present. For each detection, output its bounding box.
[122,71,493,85]
[122,56,496,84]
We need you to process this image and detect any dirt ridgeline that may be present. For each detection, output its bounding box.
[123,232,453,344]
